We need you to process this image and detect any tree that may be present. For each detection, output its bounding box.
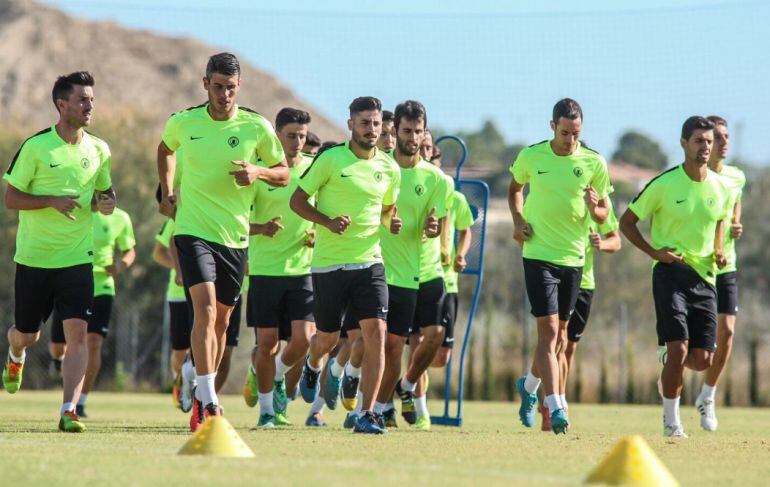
[612,130,668,170]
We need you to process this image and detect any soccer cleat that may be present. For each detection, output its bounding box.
[657,346,668,366]
[172,374,182,409]
[189,388,204,433]
[376,413,386,430]
[179,375,194,413]
[340,369,360,411]
[353,412,385,434]
[2,355,24,394]
[664,423,688,438]
[414,416,431,431]
[273,377,288,414]
[299,357,321,403]
[383,408,398,428]
[695,396,718,431]
[305,412,326,427]
[76,404,87,418]
[322,360,341,410]
[258,413,275,429]
[516,376,538,428]
[538,402,551,432]
[550,409,569,434]
[243,367,258,408]
[343,412,359,429]
[275,412,292,426]
[58,410,86,433]
[204,403,223,421]
[396,381,416,425]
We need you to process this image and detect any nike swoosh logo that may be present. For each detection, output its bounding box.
[341,173,352,178]
[50,163,62,168]
[676,199,686,204]
[537,170,549,174]
[86,310,93,316]
[190,136,203,140]
[268,187,279,192]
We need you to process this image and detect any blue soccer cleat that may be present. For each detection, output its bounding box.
[550,409,570,434]
[299,356,321,404]
[322,358,341,410]
[353,412,385,434]
[516,376,538,428]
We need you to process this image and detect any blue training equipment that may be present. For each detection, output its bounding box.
[430,135,489,427]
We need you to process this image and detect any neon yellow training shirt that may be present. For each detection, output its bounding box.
[443,190,475,294]
[381,158,451,289]
[92,208,135,297]
[4,127,112,269]
[510,140,612,268]
[249,155,315,276]
[156,219,186,302]
[162,103,285,249]
[628,164,730,284]
[580,200,618,290]
[297,141,400,268]
[711,164,745,274]
[419,173,455,283]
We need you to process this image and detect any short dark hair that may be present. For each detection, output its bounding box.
[707,115,728,128]
[681,116,715,140]
[394,100,427,130]
[52,71,95,109]
[382,110,395,124]
[349,96,382,117]
[275,107,311,131]
[305,131,321,148]
[552,98,583,123]
[206,52,240,79]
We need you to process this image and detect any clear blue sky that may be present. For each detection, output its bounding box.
[42,0,770,164]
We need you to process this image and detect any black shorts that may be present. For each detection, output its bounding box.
[175,235,247,306]
[567,289,594,343]
[247,275,314,328]
[522,258,582,322]
[15,263,94,334]
[716,271,738,316]
[440,293,458,348]
[653,262,717,352]
[386,285,418,337]
[169,301,193,350]
[50,295,114,343]
[312,264,388,334]
[408,278,448,336]
[226,299,242,347]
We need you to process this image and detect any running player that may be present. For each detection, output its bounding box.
[620,116,729,437]
[49,200,136,417]
[157,53,287,431]
[695,115,745,431]
[2,71,115,432]
[291,96,400,434]
[303,131,322,156]
[509,98,612,434]
[378,110,396,152]
[244,108,316,429]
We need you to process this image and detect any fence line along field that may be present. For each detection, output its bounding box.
[1,391,769,486]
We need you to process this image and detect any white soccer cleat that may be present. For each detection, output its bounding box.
[695,396,718,432]
[180,376,195,413]
[663,423,688,438]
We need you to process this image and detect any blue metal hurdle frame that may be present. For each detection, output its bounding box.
[430,135,490,427]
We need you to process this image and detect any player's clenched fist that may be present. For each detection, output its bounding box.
[327,215,352,235]
[423,207,439,238]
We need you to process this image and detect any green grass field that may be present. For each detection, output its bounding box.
[1,391,769,486]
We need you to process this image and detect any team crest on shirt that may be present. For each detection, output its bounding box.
[707,197,715,207]
[415,184,425,196]
[228,136,240,148]
[81,158,90,169]
[573,167,583,178]
[374,171,383,182]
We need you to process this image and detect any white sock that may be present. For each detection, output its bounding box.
[700,384,716,402]
[352,391,364,415]
[400,378,416,392]
[310,396,326,415]
[259,391,275,416]
[385,401,395,411]
[329,358,344,378]
[61,402,75,415]
[560,394,568,410]
[182,359,196,382]
[344,361,361,379]
[9,349,25,363]
[415,395,429,418]
[77,393,88,406]
[196,373,218,406]
[374,401,387,414]
[663,396,681,426]
[307,356,322,373]
[274,354,292,380]
[544,394,561,414]
[524,370,541,394]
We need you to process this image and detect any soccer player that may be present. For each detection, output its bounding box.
[420,129,435,162]
[620,116,729,438]
[695,116,745,431]
[377,110,396,152]
[303,131,322,156]
[156,52,288,431]
[2,71,116,433]
[509,98,611,434]
[49,200,136,417]
[243,108,317,429]
[290,96,400,434]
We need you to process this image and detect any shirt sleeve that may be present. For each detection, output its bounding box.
[255,118,285,167]
[116,212,136,251]
[383,163,401,207]
[737,171,746,201]
[431,173,453,218]
[591,156,612,199]
[627,179,662,221]
[3,140,38,192]
[455,192,475,230]
[297,152,332,197]
[94,143,112,192]
[509,149,530,185]
[161,114,182,152]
